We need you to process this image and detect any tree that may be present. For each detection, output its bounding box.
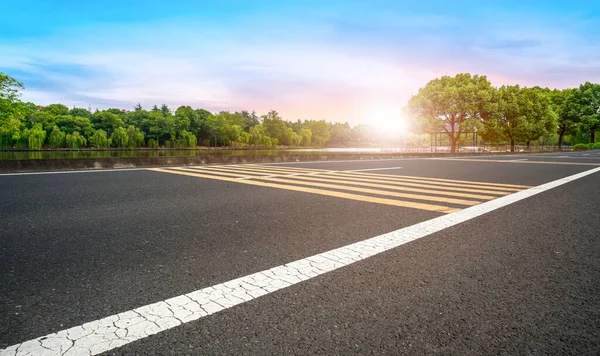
[329,123,352,146]
[42,104,69,116]
[574,82,600,143]
[90,129,109,148]
[407,73,495,152]
[110,127,129,148]
[550,88,579,148]
[23,124,46,149]
[0,73,25,148]
[305,120,331,147]
[126,125,145,148]
[66,131,86,149]
[517,87,557,148]
[92,111,125,136]
[68,107,92,119]
[241,110,260,131]
[299,128,312,146]
[178,130,197,148]
[48,126,66,148]
[56,116,95,137]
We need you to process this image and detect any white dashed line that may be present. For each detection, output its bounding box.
[342,166,403,172]
[2,167,599,356]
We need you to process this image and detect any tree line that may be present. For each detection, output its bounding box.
[407,73,600,152]
[0,73,383,150]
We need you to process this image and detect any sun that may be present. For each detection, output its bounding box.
[368,107,408,133]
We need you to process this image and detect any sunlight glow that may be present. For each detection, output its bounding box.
[367,107,408,133]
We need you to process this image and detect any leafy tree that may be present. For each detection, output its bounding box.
[134,102,143,111]
[329,123,352,146]
[574,82,600,143]
[0,73,25,148]
[66,131,86,149]
[68,107,92,119]
[518,87,557,148]
[241,110,260,131]
[550,88,579,148]
[249,124,272,146]
[178,130,197,148]
[48,126,66,148]
[90,129,109,148]
[299,128,312,146]
[407,73,494,152]
[262,110,289,143]
[29,110,58,131]
[23,124,46,149]
[160,104,171,116]
[110,127,129,148]
[92,111,125,135]
[306,120,331,147]
[126,125,145,148]
[42,104,69,116]
[56,116,94,137]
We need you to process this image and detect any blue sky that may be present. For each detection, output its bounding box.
[1,0,599,125]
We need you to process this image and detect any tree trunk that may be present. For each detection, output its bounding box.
[450,135,458,153]
[510,138,515,152]
[591,130,596,144]
[557,128,565,149]
[526,140,531,150]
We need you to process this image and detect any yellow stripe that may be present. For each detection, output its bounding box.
[246,164,531,189]
[200,164,525,192]
[319,172,511,195]
[254,176,482,206]
[244,164,323,172]
[176,167,499,199]
[181,166,509,196]
[259,174,500,200]
[189,166,280,177]
[429,158,600,167]
[149,168,460,213]
[327,172,522,192]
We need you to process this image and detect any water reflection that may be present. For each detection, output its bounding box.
[0,147,386,160]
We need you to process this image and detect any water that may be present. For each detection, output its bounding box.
[0,147,388,160]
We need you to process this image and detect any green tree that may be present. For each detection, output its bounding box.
[126,125,145,148]
[42,104,69,116]
[574,82,600,143]
[305,120,331,147]
[90,129,109,148]
[68,107,92,119]
[48,126,66,148]
[0,73,25,148]
[110,127,129,148]
[550,88,579,148]
[178,130,197,148]
[299,128,312,146]
[23,123,46,149]
[407,73,495,152]
[56,116,94,137]
[66,131,86,149]
[92,111,125,136]
[329,122,352,146]
[518,87,557,148]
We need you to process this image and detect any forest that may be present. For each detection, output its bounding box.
[1,72,599,151]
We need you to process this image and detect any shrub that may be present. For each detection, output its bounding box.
[147,139,158,149]
[592,142,600,150]
[573,143,590,151]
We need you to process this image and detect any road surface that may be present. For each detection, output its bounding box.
[1,151,600,355]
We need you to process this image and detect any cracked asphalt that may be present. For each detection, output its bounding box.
[1,152,600,355]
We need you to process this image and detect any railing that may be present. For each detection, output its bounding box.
[380,145,573,153]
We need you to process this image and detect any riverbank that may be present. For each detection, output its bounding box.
[0,152,516,173]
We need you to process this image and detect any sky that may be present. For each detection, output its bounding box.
[1,0,599,126]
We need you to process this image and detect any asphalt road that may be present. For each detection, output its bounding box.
[1,152,599,355]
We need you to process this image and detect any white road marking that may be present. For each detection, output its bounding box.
[343,166,403,172]
[2,167,599,356]
[512,159,528,161]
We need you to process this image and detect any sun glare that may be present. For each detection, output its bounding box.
[368,107,408,133]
